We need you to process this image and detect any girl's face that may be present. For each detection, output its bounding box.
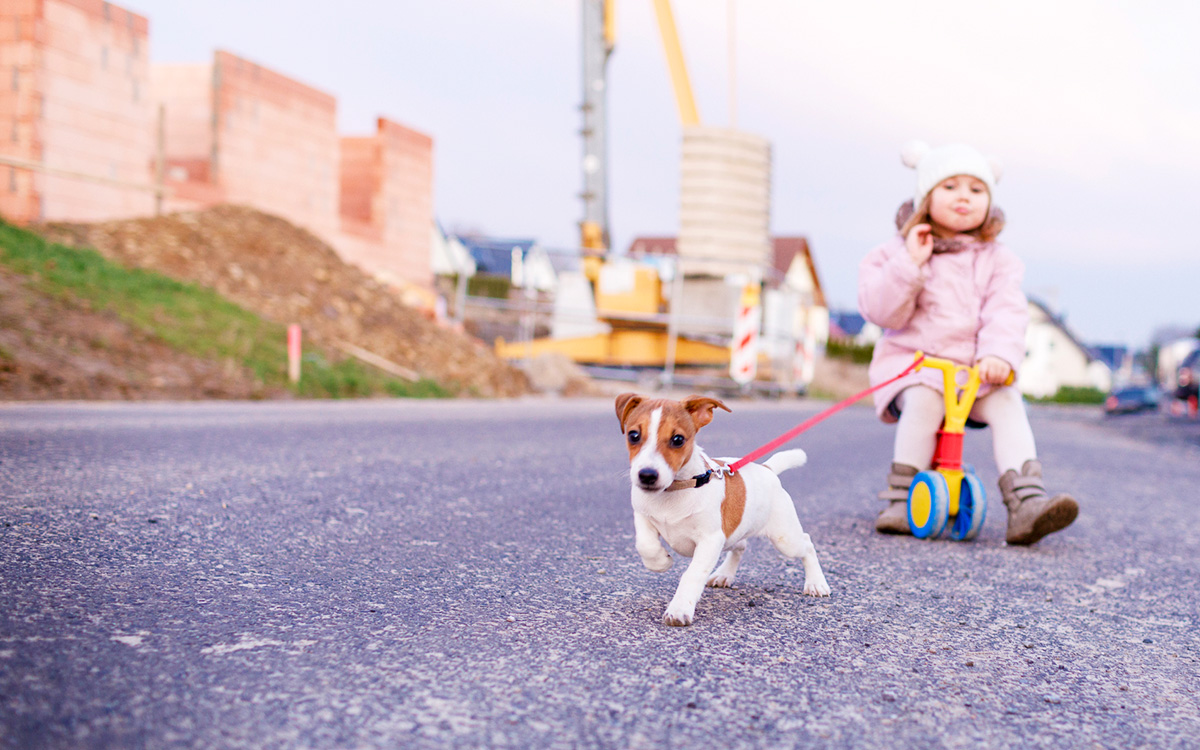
[927,175,990,235]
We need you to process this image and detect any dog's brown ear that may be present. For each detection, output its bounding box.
[615,393,643,433]
[681,396,731,430]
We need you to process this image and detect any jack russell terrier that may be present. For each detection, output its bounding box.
[615,393,831,626]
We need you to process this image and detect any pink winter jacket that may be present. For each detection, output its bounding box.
[857,234,1029,422]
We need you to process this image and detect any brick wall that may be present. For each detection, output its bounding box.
[149,62,222,212]
[337,117,433,290]
[338,135,377,230]
[0,0,42,222]
[0,0,154,223]
[212,49,339,245]
[379,118,433,289]
[151,64,210,175]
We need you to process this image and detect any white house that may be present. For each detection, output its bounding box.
[431,223,477,279]
[453,236,559,293]
[764,237,830,387]
[1158,337,1200,389]
[1020,298,1111,397]
[430,224,478,322]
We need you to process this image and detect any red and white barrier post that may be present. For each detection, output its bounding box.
[730,284,761,386]
[793,320,817,389]
[287,324,302,384]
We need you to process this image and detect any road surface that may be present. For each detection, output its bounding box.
[2,398,1197,748]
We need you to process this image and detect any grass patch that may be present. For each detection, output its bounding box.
[825,339,874,365]
[1030,385,1106,405]
[0,220,448,399]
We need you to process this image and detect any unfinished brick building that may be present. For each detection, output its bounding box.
[153,51,435,297]
[1,2,437,298]
[0,0,154,223]
[152,50,340,247]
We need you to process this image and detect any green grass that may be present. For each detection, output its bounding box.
[825,339,875,365]
[0,220,448,399]
[1030,385,1107,405]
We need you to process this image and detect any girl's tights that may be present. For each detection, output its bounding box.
[893,385,1037,474]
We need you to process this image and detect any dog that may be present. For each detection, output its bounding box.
[615,393,831,626]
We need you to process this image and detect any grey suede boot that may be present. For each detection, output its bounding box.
[999,459,1079,545]
[875,463,918,534]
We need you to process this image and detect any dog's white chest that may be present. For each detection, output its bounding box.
[649,515,710,557]
[633,485,725,557]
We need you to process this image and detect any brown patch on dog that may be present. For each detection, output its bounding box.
[680,396,730,430]
[615,392,643,433]
[721,471,746,537]
[653,401,697,472]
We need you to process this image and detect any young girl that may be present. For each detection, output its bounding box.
[857,141,1078,545]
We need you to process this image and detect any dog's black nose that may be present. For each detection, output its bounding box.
[638,468,659,487]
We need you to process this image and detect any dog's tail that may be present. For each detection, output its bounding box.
[761,448,807,475]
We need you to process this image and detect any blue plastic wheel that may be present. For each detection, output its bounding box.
[908,471,950,539]
[950,472,987,541]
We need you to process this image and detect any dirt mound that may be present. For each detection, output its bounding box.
[519,352,613,397]
[39,206,530,397]
[0,266,273,400]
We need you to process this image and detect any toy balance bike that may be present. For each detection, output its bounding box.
[907,352,1013,541]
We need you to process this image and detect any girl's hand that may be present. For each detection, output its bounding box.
[976,356,1012,385]
[905,223,933,266]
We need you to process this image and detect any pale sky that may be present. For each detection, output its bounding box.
[127,0,1200,350]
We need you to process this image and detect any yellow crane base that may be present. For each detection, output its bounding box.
[494,330,730,367]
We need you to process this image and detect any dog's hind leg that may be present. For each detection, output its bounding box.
[766,493,831,597]
[706,541,746,588]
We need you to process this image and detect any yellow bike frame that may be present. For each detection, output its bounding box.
[912,351,1013,517]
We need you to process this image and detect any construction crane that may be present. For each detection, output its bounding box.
[651,0,701,128]
[579,0,615,253]
[578,0,697,254]
[494,0,778,374]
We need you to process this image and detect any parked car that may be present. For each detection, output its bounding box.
[1104,385,1161,415]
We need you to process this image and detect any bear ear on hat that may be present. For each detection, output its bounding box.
[988,157,1004,184]
[901,140,930,169]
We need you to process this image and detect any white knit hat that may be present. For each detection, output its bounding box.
[901,141,1002,208]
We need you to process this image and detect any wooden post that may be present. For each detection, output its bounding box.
[154,103,165,216]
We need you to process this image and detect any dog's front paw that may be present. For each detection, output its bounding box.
[662,599,695,626]
[803,575,831,597]
[641,551,673,572]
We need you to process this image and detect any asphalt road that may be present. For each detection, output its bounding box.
[1,397,1198,749]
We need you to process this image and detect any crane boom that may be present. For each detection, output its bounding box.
[651,0,700,127]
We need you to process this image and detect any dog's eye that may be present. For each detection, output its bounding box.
[627,430,641,445]
[670,434,685,448]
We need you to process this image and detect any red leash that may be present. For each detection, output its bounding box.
[725,354,925,474]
